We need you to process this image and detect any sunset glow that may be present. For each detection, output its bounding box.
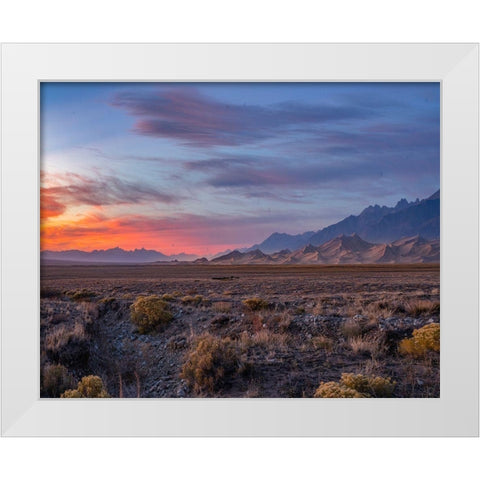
[41,82,440,256]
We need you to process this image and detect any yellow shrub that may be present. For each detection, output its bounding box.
[314,381,365,398]
[243,297,268,311]
[61,389,83,398]
[314,373,395,398]
[181,294,204,305]
[130,296,173,334]
[340,373,395,397]
[66,288,96,301]
[399,323,440,357]
[61,375,109,398]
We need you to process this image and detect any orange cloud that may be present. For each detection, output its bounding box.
[40,212,240,254]
[40,189,66,219]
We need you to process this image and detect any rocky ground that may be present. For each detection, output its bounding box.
[40,264,440,398]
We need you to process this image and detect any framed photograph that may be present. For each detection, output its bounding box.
[1,43,478,436]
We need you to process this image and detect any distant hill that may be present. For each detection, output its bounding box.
[211,234,439,265]
[246,190,439,253]
[246,231,316,254]
[41,247,198,264]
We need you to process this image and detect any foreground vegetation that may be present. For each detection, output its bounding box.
[40,264,440,398]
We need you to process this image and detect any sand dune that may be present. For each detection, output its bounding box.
[211,234,439,265]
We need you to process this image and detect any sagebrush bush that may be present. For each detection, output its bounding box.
[314,381,365,398]
[340,373,396,397]
[41,364,76,397]
[130,296,173,334]
[180,334,240,394]
[181,294,204,305]
[314,373,395,398]
[66,288,97,301]
[61,375,109,398]
[243,297,269,311]
[399,323,440,357]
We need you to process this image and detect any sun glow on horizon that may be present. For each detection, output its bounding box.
[41,82,440,256]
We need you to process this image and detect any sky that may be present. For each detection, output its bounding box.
[40,82,440,256]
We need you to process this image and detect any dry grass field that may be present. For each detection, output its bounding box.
[40,263,440,398]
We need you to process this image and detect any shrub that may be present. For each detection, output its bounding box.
[161,293,175,302]
[41,364,76,397]
[314,382,365,398]
[61,375,109,398]
[181,294,204,305]
[180,334,240,394]
[243,297,268,311]
[314,373,395,398]
[340,373,396,397]
[399,323,440,357]
[61,389,83,398]
[130,296,173,334]
[66,289,97,301]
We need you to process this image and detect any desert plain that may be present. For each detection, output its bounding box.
[40,263,440,398]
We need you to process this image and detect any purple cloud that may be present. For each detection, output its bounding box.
[42,171,179,215]
[111,88,371,147]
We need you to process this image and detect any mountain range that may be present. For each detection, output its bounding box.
[210,234,439,265]
[40,247,198,264]
[247,190,439,253]
[41,190,439,265]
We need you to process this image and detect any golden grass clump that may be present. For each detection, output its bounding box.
[130,296,173,334]
[65,288,97,301]
[61,375,109,398]
[314,373,395,398]
[180,334,240,394]
[161,293,175,302]
[399,323,440,357]
[405,300,440,317]
[181,294,204,305]
[212,301,232,313]
[239,329,288,350]
[242,297,269,311]
[45,322,86,352]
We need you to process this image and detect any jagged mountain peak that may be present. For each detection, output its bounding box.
[249,191,439,253]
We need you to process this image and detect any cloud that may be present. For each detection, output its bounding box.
[177,111,439,193]
[40,193,66,219]
[110,88,371,147]
[40,171,179,220]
